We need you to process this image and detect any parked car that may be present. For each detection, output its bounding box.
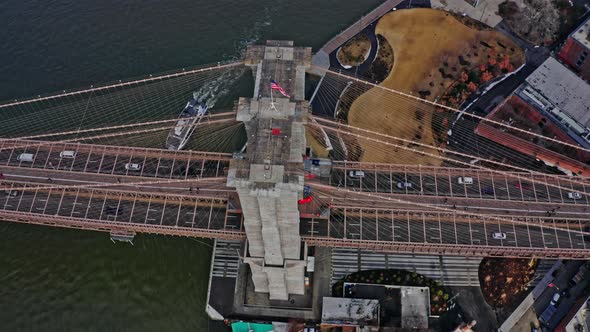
[550,292,561,306]
[396,182,412,189]
[567,192,582,199]
[539,303,557,326]
[125,163,142,171]
[492,232,506,240]
[569,263,589,286]
[348,170,365,178]
[458,177,473,185]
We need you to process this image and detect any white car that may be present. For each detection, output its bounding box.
[492,232,506,240]
[17,153,34,162]
[348,170,365,178]
[567,192,582,200]
[125,163,142,171]
[458,177,474,185]
[59,150,77,158]
[397,182,412,189]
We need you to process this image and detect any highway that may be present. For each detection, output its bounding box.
[1,139,589,257]
[0,139,230,180]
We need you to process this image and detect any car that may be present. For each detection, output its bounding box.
[16,153,34,162]
[125,163,142,171]
[458,177,473,185]
[59,150,77,158]
[539,303,557,326]
[481,187,494,195]
[492,232,506,240]
[104,206,124,216]
[4,190,19,197]
[569,263,589,286]
[550,292,561,306]
[567,192,582,199]
[397,182,412,189]
[348,170,365,178]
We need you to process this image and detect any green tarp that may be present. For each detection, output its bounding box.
[231,321,274,332]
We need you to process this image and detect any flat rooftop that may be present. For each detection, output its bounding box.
[525,57,590,127]
[321,297,380,327]
[571,15,590,51]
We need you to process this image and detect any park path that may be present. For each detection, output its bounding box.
[311,0,403,73]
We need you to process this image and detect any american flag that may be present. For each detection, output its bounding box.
[270,80,290,98]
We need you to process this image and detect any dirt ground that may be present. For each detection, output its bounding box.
[336,34,372,67]
[347,9,524,165]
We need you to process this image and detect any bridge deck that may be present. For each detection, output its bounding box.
[0,140,230,180]
[0,183,243,238]
[331,162,590,206]
[301,208,590,258]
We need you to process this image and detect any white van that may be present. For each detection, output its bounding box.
[458,177,474,185]
[59,150,77,158]
[567,192,582,200]
[17,153,34,162]
[348,170,365,178]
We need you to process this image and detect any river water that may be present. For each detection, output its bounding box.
[0,0,381,330]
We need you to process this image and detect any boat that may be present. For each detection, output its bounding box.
[166,92,208,150]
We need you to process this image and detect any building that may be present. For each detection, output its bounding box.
[321,297,381,331]
[558,15,590,82]
[475,57,590,176]
[560,294,590,332]
[520,57,590,144]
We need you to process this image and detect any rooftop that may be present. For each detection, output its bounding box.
[525,57,590,127]
[571,15,590,51]
[321,297,380,327]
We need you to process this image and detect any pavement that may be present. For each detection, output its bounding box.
[331,248,482,287]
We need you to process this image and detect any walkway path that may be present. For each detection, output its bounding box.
[331,248,482,286]
[311,0,403,74]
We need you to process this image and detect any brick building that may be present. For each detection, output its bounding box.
[558,16,590,82]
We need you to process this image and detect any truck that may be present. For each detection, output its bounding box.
[569,263,589,286]
[539,303,557,327]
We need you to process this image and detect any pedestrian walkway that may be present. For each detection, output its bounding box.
[310,0,403,76]
[212,240,241,278]
[331,248,482,286]
[498,260,563,331]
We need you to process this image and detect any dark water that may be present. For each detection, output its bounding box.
[0,0,381,330]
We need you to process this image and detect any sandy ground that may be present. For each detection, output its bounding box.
[347,9,523,165]
[509,306,540,332]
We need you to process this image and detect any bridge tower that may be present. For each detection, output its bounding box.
[227,40,312,300]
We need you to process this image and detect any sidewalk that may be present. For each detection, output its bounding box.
[498,260,562,331]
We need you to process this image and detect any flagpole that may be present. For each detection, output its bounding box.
[270,80,276,111]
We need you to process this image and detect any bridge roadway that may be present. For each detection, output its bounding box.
[329,161,590,209]
[1,141,589,257]
[0,139,230,180]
